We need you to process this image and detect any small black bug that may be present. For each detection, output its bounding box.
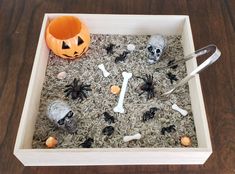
[105,43,115,54]
[143,107,158,122]
[115,51,129,63]
[80,137,94,148]
[102,126,114,136]
[161,125,176,135]
[103,112,115,124]
[166,72,178,84]
[136,74,155,100]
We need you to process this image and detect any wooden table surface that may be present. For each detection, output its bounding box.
[0,0,234,173]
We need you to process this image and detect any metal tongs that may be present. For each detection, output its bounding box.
[157,44,221,97]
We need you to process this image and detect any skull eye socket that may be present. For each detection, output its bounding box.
[58,118,65,125]
[156,49,161,53]
[66,111,74,118]
[147,46,153,52]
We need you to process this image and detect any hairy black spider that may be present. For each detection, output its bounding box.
[102,126,114,136]
[136,74,155,100]
[115,51,129,63]
[167,59,178,69]
[64,78,91,101]
[161,125,176,135]
[80,137,94,148]
[105,43,115,54]
[143,107,158,122]
[166,72,178,84]
[103,112,115,124]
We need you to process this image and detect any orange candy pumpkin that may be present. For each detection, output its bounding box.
[45,136,58,148]
[46,16,90,59]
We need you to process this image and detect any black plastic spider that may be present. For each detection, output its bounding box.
[102,126,114,136]
[166,72,178,84]
[103,112,115,124]
[142,107,158,122]
[105,43,115,54]
[64,78,91,101]
[115,51,129,63]
[80,137,94,148]
[136,74,155,100]
[161,125,176,135]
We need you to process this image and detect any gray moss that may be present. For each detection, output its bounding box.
[32,34,198,148]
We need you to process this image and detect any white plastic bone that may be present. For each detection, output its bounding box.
[172,104,188,116]
[98,64,110,77]
[123,133,141,142]
[113,72,132,113]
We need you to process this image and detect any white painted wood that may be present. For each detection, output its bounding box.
[47,14,186,35]
[14,14,212,166]
[182,17,212,151]
[14,14,50,150]
[15,148,211,166]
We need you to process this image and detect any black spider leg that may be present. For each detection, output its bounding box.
[82,84,92,91]
[147,90,154,100]
[81,84,92,100]
[136,76,147,83]
[83,87,92,91]
[75,82,85,101]
[138,90,145,96]
[80,90,87,99]
[65,84,73,88]
[64,84,74,96]
[149,74,154,86]
[73,78,78,87]
[64,87,73,93]
[146,74,152,81]
[150,90,155,99]
[170,125,176,132]
[147,92,151,100]
[136,76,147,96]
[64,88,73,97]
[148,74,155,99]
[161,127,166,135]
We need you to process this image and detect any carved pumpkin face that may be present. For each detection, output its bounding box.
[46,16,90,59]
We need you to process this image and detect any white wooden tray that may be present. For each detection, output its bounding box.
[14,14,212,166]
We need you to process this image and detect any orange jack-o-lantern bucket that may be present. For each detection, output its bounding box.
[46,16,90,59]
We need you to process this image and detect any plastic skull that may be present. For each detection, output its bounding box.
[47,100,78,134]
[147,35,167,64]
